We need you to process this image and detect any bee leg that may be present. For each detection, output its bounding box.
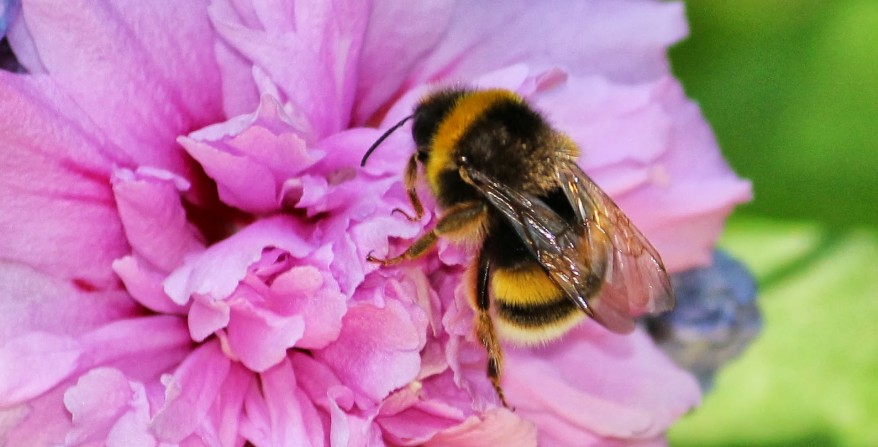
[391,154,425,222]
[473,249,510,408]
[368,201,486,266]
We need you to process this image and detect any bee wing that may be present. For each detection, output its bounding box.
[462,163,673,334]
[557,162,674,332]
[461,166,598,316]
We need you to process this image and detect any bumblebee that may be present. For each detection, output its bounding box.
[360,88,674,406]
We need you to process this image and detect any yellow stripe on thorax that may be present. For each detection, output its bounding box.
[491,262,563,306]
[426,89,523,194]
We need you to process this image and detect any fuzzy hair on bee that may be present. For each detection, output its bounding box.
[361,87,674,407]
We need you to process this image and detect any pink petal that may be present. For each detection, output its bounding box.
[299,130,425,235]
[534,76,671,169]
[0,332,81,406]
[225,293,306,372]
[326,386,383,447]
[8,0,222,172]
[0,75,128,287]
[240,358,323,447]
[291,351,354,410]
[377,370,483,445]
[78,316,192,382]
[424,408,537,447]
[353,0,456,124]
[502,322,700,445]
[0,261,137,344]
[188,297,231,342]
[315,299,426,404]
[270,265,346,349]
[63,367,155,447]
[413,0,687,85]
[112,255,188,314]
[190,363,254,447]
[293,353,383,446]
[164,216,314,305]
[112,167,205,272]
[0,386,73,446]
[184,136,279,214]
[107,408,155,447]
[181,95,321,214]
[151,341,232,443]
[212,33,260,118]
[595,79,752,271]
[209,0,369,139]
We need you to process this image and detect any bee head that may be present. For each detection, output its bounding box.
[411,88,470,161]
[361,88,472,168]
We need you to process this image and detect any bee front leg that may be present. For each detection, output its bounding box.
[368,201,486,266]
[391,154,425,222]
[473,249,510,408]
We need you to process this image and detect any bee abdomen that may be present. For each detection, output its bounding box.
[495,299,579,328]
[491,263,586,345]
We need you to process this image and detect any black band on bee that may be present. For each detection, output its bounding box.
[360,113,415,167]
[495,298,580,328]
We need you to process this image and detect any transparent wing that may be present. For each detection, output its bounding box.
[462,166,600,317]
[557,162,674,332]
[462,163,673,334]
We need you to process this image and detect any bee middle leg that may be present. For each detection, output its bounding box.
[368,201,486,266]
[391,154,425,222]
[473,249,510,408]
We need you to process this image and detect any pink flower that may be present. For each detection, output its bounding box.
[0,1,750,446]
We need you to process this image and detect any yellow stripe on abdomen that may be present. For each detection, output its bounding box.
[491,262,586,345]
[491,263,561,306]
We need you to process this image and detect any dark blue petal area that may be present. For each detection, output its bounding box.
[0,0,19,38]
[1,0,22,73]
[645,250,761,392]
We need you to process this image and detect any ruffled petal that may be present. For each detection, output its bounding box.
[151,340,232,443]
[112,167,204,272]
[63,367,155,447]
[180,95,321,214]
[189,362,254,447]
[315,299,426,404]
[225,292,305,372]
[269,265,346,349]
[239,358,324,447]
[208,0,369,139]
[112,255,188,314]
[164,216,313,305]
[8,0,222,172]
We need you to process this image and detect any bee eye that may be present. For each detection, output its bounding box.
[457,155,469,166]
[416,150,429,163]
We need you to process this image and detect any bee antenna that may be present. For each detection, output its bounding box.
[360,114,415,167]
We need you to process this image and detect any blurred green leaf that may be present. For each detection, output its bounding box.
[669,216,878,446]
[670,1,878,227]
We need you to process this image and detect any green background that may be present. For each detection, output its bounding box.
[667,1,878,446]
